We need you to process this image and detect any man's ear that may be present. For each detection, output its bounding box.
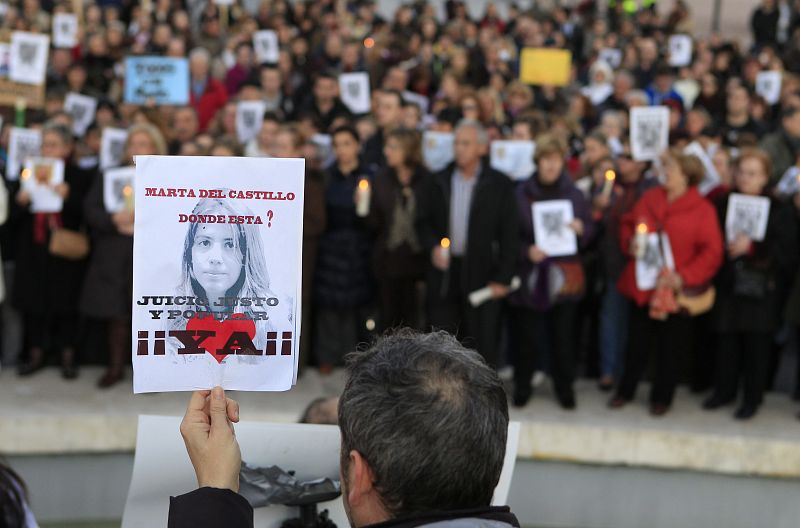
[346,450,374,508]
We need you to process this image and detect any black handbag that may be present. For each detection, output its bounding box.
[733,262,768,299]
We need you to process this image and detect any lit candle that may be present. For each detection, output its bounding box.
[602,169,616,198]
[123,185,134,211]
[355,178,371,217]
[635,222,648,259]
[440,237,451,269]
[20,168,31,181]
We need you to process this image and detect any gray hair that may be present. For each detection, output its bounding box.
[189,47,211,64]
[455,119,489,145]
[338,330,508,516]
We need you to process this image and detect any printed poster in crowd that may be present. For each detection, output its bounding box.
[124,56,189,105]
[755,71,782,106]
[422,131,454,172]
[775,166,800,198]
[7,127,41,180]
[725,193,770,243]
[64,92,98,137]
[103,166,136,213]
[100,127,129,170]
[52,13,79,48]
[236,100,266,144]
[683,141,720,195]
[490,140,536,181]
[9,31,49,85]
[598,48,622,69]
[668,34,693,67]
[532,199,577,257]
[630,106,669,161]
[22,157,65,213]
[635,232,664,291]
[339,72,371,115]
[253,30,279,64]
[519,48,572,87]
[131,155,305,393]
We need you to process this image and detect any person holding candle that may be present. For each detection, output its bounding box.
[367,128,435,330]
[422,120,519,368]
[14,123,94,379]
[314,125,375,372]
[508,135,594,409]
[702,149,798,419]
[610,150,723,416]
[79,123,167,387]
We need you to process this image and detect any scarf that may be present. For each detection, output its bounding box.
[386,187,420,252]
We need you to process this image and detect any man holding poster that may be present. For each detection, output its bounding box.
[131,156,304,393]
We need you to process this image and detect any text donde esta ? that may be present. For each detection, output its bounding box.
[144,187,296,201]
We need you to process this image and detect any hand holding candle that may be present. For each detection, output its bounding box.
[123,184,134,211]
[634,222,648,259]
[355,178,371,217]
[437,237,451,270]
[602,169,616,199]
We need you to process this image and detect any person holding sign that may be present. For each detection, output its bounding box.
[14,124,93,380]
[423,120,519,367]
[703,149,798,420]
[79,123,167,388]
[507,136,593,409]
[610,151,723,416]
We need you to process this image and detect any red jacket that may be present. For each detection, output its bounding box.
[617,186,723,306]
[190,77,228,132]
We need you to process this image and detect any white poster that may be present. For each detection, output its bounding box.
[422,131,454,172]
[775,166,800,198]
[668,34,692,67]
[22,157,65,213]
[64,92,98,137]
[598,48,622,69]
[7,127,42,180]
[236,100,266,144]
[755,71,782,106]
[9,31,49,85]
[253,30,279,64]
[132,156,305,393]
[100,127,129,170]
[52,12,79,49]
[630,106,670,162]
[635,232,663,291]
[725,193,770,243]
[490,140,536,181]
[683,141,720,195]
[532,200,577,257]
[103,166,136,213]
[339,72,371,114]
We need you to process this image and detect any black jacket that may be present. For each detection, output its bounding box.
[421,163,519,297]
[168,487,520,528]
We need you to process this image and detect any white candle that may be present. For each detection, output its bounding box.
[635,222,648,259]
[602,169,616,198]
[355,178,371,217]
[123,185,134,211]
[440,237,451,269]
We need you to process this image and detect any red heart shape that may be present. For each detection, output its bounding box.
[186,313,257,363]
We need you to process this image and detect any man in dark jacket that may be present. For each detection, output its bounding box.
[421,120,519,367]
[759,105,800,185]
[295,71,353,132]
[361,89,404,172]
[168,331,519,528]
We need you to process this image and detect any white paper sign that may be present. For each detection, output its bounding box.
[22,157,65,213]
[490,140,536,181]
[236,100,267,144]
[598,48,622,69]
[339,72,371,114]
[52,13,79,48]
[100,127,129,170]
[103,166,136,213]
[132,156,305,393]
[532,200,577,257]
[9,31,49,85]
[683,141,720,195]
[635,232,663,290]
[422,131,454,172]
[668,34,693,67]
[725,193,770,243]
[630,106,670,161]
[253,30,279,64]
[755,71,782,105]
[7,127,42,180]
[775,166,800,198]
[64,92,98,137]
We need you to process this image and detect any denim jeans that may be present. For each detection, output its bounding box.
[599,282,629,379]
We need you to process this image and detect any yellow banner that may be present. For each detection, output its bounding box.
[519,48,572,87]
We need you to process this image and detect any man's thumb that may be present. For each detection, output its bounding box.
[209,386,229,434]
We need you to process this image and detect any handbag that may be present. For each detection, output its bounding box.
[677,284,716,316]
[732,264,768,299]
[49,228,90,260]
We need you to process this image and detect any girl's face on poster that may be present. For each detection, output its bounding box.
[736,157,767,196]
[41,131,70,160]
[192,223,243,299]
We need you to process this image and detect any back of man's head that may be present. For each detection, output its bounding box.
[338,330,509,518]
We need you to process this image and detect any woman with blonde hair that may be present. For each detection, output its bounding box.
[80,122,167,387]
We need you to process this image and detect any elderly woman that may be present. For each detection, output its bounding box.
[703,149,798,419]
[610,150,723,416]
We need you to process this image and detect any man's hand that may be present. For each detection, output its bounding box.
[568,218,584,237]
[728,234,752,259]
[656,270,683,291]
[528,245,547,264]
[180,387,242,492]
[488,282,510,299]
[431,246,449,271]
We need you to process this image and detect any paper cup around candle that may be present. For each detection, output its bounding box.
[440,237,451,269]
[355,178,370,217]
[635,223,648,260]
[602,170,615,198]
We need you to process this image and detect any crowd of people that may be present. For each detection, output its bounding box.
[1,0,800,423]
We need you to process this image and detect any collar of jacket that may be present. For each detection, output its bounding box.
[364,506,520,528]
[521,170,572,199]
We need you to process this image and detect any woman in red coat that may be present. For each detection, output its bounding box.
[609,150,724,416]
